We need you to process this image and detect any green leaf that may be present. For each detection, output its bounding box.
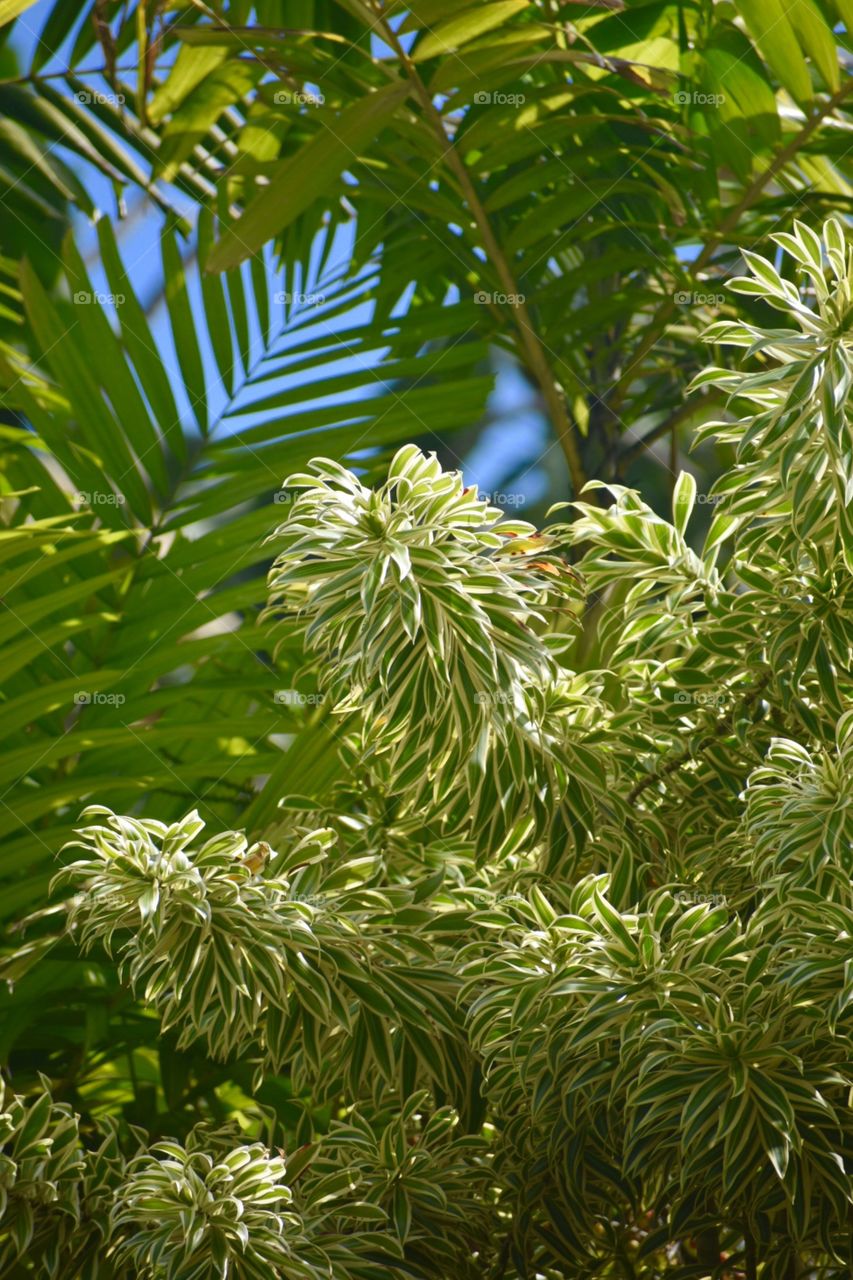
[734,0,814,103]
[412,1,530,60]
[156,59,262,181]
[671,471,696,537]
[206,82,411,271]
[149,44,230,125]
[787,0,840,91]
[161,227,208,432]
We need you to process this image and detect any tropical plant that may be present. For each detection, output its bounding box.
[3,0,853,483]
[2,218,852,1276]
[0,1,852,1276]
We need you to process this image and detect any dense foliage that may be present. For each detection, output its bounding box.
[0,3,851,1278]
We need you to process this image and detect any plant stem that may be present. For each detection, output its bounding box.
[617,392,724,469]
[627,672,771,804]
[372,8,587,496]
[0,64,140,84]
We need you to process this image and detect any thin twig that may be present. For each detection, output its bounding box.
[0,64,140,85]
[617,391,724,469]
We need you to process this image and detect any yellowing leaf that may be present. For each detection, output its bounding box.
[149,44,229,124]
[412,1,529,61]
[0,0,38,25]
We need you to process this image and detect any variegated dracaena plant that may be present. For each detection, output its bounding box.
[5,220,853,1279]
